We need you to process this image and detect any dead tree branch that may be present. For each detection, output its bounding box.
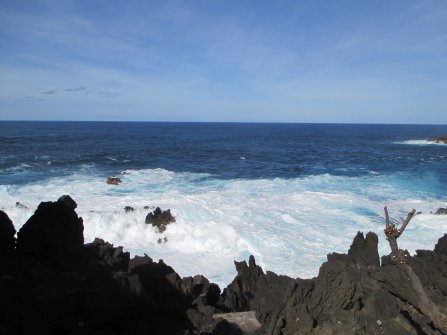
[384,207,416,263]
[384,206,391,228]
[399,209,416,234]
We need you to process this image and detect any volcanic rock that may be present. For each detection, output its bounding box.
[213,312,262,335]
[434,234,447,256]
[222,232,447,335]
[3,195,447,335]
[84,238,130,271]
[434,207,447,215]
[145,207,176,233]
[1,197,223,335]
[106,176,122,185]
[57,194,77,209]
[182,274,221,307]
[0,210,15,251]
[16,195,84,255]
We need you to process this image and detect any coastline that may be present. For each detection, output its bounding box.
[3,168,447,289]
[1,195,447,334]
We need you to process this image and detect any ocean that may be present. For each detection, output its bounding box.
[1,121,447,287]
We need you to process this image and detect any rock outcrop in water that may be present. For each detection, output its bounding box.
[429,135,447,144]
[145,206,176,233]
[435,207,447,215]
[1,196,447,334]
[106,176,122,185]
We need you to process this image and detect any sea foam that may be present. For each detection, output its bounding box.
[397,139,446,146]
[1,168,447,288]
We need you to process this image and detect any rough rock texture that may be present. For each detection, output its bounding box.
[182,274,221,307]
[2,196,447,335]
[222,232,447,335]
[0,197,227,335]
[0,210,15,250]
[84,238,130,271]
[145,207,176,233]
[213,312,262,335]
[16,195,84,255]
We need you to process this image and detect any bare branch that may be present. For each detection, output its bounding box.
[399,209,416,234]
[384,207,417,261]
[384,206,391,228]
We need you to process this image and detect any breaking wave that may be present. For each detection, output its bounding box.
[1,168,447,287]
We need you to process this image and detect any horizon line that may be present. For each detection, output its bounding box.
[0,119,447,126]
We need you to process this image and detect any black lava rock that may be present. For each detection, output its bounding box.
[16,195,84,255]
[0,210,15,251]
[145,207,176,233]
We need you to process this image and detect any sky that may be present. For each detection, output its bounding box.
[0,0,446,123]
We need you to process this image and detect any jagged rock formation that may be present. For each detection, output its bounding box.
[221,232,447,335]
[145,206,176,233]
[1,196,447,334]
[16,195,84,255]
[0,196,224,335]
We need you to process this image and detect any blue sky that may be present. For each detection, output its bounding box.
[0,0,446,123]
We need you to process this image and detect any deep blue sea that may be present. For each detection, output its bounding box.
[1,121,447,286]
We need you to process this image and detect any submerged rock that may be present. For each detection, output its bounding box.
[15,201,28,209]
[145,207,176,233]
[124,206,135,213]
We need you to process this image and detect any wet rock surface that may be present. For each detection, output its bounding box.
[124,206,135,213]
[145,206,176,233]
[106,176,122,185]
[435,207,447,215]
[1,196,447,335]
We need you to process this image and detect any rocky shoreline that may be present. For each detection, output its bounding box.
[1,196,447,334]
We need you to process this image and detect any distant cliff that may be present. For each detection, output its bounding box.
[1,196,446,335]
